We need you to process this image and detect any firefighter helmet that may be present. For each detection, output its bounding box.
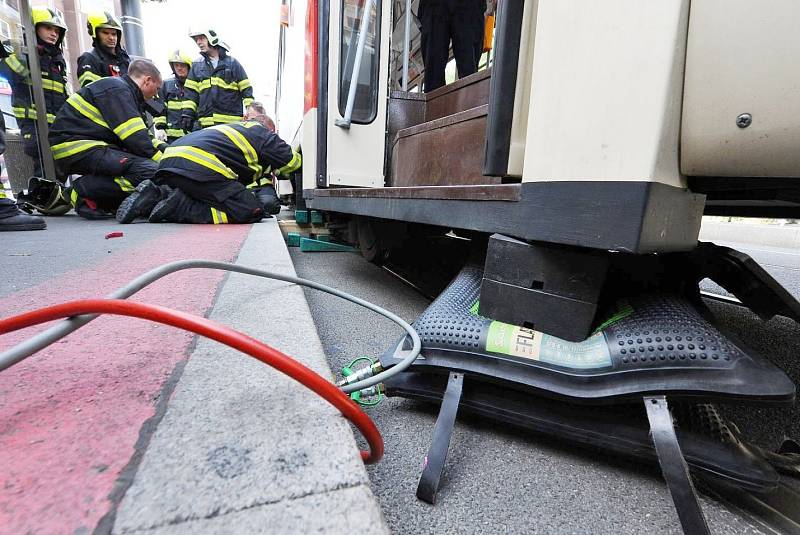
[32,6,67,46]
[17,177,71,216]
[86,11,123,39]
[188,28,221,47]
[167,49,192,67]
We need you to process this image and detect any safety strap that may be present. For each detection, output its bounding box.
[644,396,710,535]
[416,371,464,505]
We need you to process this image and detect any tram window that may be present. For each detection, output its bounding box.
[339,0,381,124]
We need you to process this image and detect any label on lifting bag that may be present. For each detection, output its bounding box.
[485,321,611,369]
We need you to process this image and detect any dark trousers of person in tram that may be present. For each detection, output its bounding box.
[419,0,485,92]
[63,146,158,216]
[151,172,278,224]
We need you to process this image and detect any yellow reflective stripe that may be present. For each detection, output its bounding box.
[276,150,302,176]
[113,117,147,140]
[67,94,109,128]
[162,146,237,179]
[166,129,185,138]
[214,113,243,123]
[213,124,262,180]
[114,177,135,192]
[183,79,200,92]
[153,116,167,125]
[151,150,163,162]
[41,78,65,93]
[197,77,241,92]
[0,189,7,199]
[6,54,29,76]
[238,79,251,91]
[242,97,254,107]
[78,71,103,86]
[51,139,108,159]
[166,100,198,111]
[70,188,79,206]
[198,114,246,126]
[210,208,229,224]
[12,106,56,123]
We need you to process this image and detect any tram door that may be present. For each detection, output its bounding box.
[325,0,392,188]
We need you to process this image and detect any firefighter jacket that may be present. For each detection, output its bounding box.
[181,50,254,129]
[158,122,301,188]
[76,44,131,87]
[0,43,68,125]
[154,77,195,140]
[49,75,166,164]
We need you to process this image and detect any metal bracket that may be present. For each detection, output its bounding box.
[416,371,463,504]
[644,396,710,535]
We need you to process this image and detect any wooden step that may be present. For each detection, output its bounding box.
[391,104,498,188]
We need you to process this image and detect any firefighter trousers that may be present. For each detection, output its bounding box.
[152,172,268,224]
[62,146,158,213]
[20,120,43,178]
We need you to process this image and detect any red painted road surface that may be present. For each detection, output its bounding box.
[0,225,251,534]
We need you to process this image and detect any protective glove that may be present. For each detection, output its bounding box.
[180,116,194,133]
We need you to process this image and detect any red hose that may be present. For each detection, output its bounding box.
[0,299,384,464]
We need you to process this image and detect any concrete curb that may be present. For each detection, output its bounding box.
[700,221,800,249]
[112,219,388,534]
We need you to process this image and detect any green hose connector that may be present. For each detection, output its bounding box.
[350,384,385,406]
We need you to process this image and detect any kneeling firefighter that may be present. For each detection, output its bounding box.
[115,114,301,224]
[48,58,166,219]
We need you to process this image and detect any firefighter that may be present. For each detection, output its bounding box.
[0,7,68,179]
[154,50,195,143]
[180,28,254,132]
[419,0,486,92]
[115,115,301,224]
[0,114,46,231]
[49,58,166,219]
[77,12,131,87]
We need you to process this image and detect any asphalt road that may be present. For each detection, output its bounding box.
[290,238,800,535]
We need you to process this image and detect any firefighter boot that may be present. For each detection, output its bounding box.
[116,180,167,223]
[149,189,218,224]
[0,211,47,231]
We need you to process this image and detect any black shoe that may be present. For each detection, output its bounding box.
[0,211,47,231]
[75,200,114,220]
[116,180,162,223]
[148,189,182,223]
